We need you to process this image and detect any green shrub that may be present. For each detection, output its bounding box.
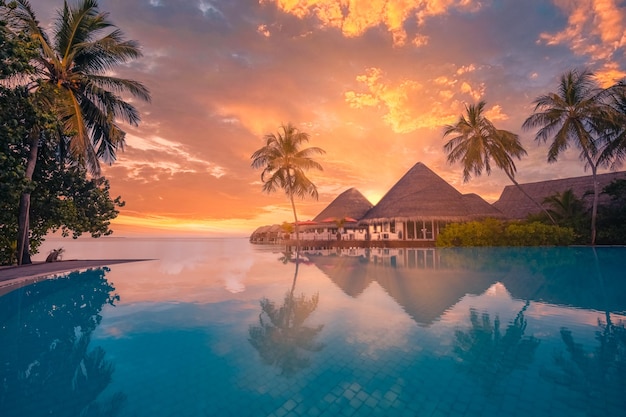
[437,219,576,247]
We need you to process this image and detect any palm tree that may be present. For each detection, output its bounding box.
[251,123,325,245]
[443,101,555,223]
[5,0,150,263]
[542,189,589,236]
[522,69,621,245]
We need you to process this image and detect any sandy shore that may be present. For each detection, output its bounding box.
[0,259,151,286]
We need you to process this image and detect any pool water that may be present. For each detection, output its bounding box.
[1,238,625,417]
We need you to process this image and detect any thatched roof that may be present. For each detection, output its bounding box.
[493,170,626,219]
[250,224,281,238]
[362,162,502,222]
[313,188,373,222]
[462,193,505,218]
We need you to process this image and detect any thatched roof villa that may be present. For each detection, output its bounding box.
[493,170,626,219]
[360,162,502,242]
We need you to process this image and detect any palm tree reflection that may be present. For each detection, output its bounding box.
[543,316,626,416]
[453,302,540,392]
[249,250,324,376]
[0,268,124,416]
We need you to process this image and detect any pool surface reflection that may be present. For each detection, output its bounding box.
[1,240,625,417]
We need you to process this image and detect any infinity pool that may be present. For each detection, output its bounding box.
[1,238,625,416]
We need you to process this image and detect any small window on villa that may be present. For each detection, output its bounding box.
[390,221,395,233]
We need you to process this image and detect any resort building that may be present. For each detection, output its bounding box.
[359,162,503,243]
[293,188,374,242]
[251,162,502,246]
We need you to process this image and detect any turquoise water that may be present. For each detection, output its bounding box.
[1,238,625,417]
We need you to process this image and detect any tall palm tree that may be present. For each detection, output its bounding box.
[251,123,325,244]
[522,69,619,245]
[443,101,555,223]
[5,0,150,263]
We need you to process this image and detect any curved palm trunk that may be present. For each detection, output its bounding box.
[17,133,39,265]
[590,167,599,245]
[505,172,557,225]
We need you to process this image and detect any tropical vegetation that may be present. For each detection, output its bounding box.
[250,123,325,244]
[523,69,626,245]
[436,218,576,247]
[0,0,150,264]
[443,101,556,224]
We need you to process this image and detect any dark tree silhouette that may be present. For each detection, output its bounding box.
[249,251,325,376]
[454,302,540,392]
[0,268,125,416]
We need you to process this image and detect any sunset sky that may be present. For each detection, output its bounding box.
[32,0,626,236]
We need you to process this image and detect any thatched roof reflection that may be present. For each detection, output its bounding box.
[309,247,626,326]
[307,254,374,297]
[373,266,497,326]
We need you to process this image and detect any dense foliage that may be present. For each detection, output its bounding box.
[0,97,125,264]
[0,1,128,265]
[436,218,576,247]
[0,0,149,264]
[597,179,626,244]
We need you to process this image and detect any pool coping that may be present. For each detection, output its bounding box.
[0,259,152,293]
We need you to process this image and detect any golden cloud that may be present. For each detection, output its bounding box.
[344,66,487,133]
[265,0,482,46]
[594,62,626,87]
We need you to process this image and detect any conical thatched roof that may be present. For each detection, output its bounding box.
[493,170,626,219]
[313,188,373,222]
[463,193,504,218]
[362,162,500,222]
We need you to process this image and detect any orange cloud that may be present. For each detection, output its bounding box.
[264,0,483,46]
[540,0,626,66]
[344,67,487,133]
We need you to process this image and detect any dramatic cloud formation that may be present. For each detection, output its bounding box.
[29,0,626,235]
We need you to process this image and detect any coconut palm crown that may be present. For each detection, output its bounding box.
[443,101,526,183]
[443,101,555,223]
[12,0,151,174]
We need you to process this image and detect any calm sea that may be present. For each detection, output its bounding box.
[2,237,626,417]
